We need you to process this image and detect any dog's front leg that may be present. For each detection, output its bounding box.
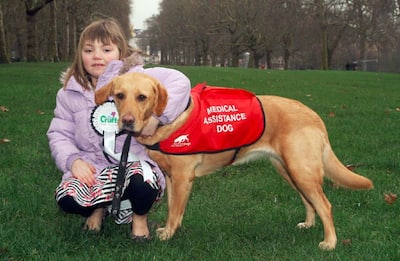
[84,208,105,232]
[156,171,194,240]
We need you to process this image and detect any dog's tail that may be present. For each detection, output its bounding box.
[324,147,373,190]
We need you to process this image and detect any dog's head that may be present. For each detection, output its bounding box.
[95,72,168,135]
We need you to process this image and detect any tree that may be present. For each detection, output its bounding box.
[218,0,248,67]
[270,0,307,70]
[313,0,330,70]
[48,0,59,62]
[1,0,399,70]
[0,2,10,63]
[24,0,54,61]
[345,0,399,71]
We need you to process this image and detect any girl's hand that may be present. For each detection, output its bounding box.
[71,159,96,186]
[140,116,160,137]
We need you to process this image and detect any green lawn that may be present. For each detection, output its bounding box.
[0,63,399,260]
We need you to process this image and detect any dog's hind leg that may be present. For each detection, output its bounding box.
[270,158,316,229]
[285,157,337,250]
[298,181,336,250]
[296,195,316,229]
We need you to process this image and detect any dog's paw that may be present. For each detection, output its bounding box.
[318,240,336,251]
[156,227,172,241]
[83,219,102,232]
[296,221,314,229]
[83,208,104,232]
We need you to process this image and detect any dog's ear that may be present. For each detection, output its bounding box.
[153,81,168,116]
[95,81,114,105]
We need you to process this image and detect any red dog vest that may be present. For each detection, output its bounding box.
[154,83,265,154]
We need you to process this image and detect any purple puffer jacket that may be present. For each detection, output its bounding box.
[47,61,191,192]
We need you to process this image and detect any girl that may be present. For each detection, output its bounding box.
[47,18,191,241]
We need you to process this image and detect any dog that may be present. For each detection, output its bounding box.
[95,72,373,250]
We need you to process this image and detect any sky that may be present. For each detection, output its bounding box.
[130,0,161,30]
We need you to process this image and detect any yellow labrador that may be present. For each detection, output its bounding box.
[95,72,373,250]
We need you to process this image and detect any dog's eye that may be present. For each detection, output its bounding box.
[115,93,125,100]
[137,94,147,102]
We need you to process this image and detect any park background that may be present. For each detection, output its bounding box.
[0,0,400,72]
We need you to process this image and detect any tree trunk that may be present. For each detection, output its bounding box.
[231,46,240,67]
[315,0,329,70]
[282,35,291,70]
[64,0,70,61]
[26,12,38,61]
[24,0,54,62]
[49,0,59,62]
[0,2,10,63]
[265,48,272,69]
[72,17,77,59]
[194,40,201,65]
[359,32,367,71]
[320,27,329,70]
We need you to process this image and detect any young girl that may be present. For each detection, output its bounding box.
[47,18,191,241]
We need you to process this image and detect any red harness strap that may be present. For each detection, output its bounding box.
[155,83,265,155]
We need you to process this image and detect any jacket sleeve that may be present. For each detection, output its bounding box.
[47,89,82,173]
[143,67,191,124]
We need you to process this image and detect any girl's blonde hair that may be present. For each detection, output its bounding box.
[63,18,134,90]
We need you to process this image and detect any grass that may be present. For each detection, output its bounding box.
[0,63,399,260]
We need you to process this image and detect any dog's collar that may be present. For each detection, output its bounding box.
[184,97,191,111]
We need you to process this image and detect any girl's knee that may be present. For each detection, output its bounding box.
[57,196,94,217]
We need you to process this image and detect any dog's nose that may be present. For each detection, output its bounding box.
[122,115,134,127]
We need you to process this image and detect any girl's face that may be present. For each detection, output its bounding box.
[82,39,120,86]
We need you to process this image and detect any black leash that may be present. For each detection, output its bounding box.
[111,133,132,219]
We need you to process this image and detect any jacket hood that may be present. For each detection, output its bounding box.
[59,68,70,85]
